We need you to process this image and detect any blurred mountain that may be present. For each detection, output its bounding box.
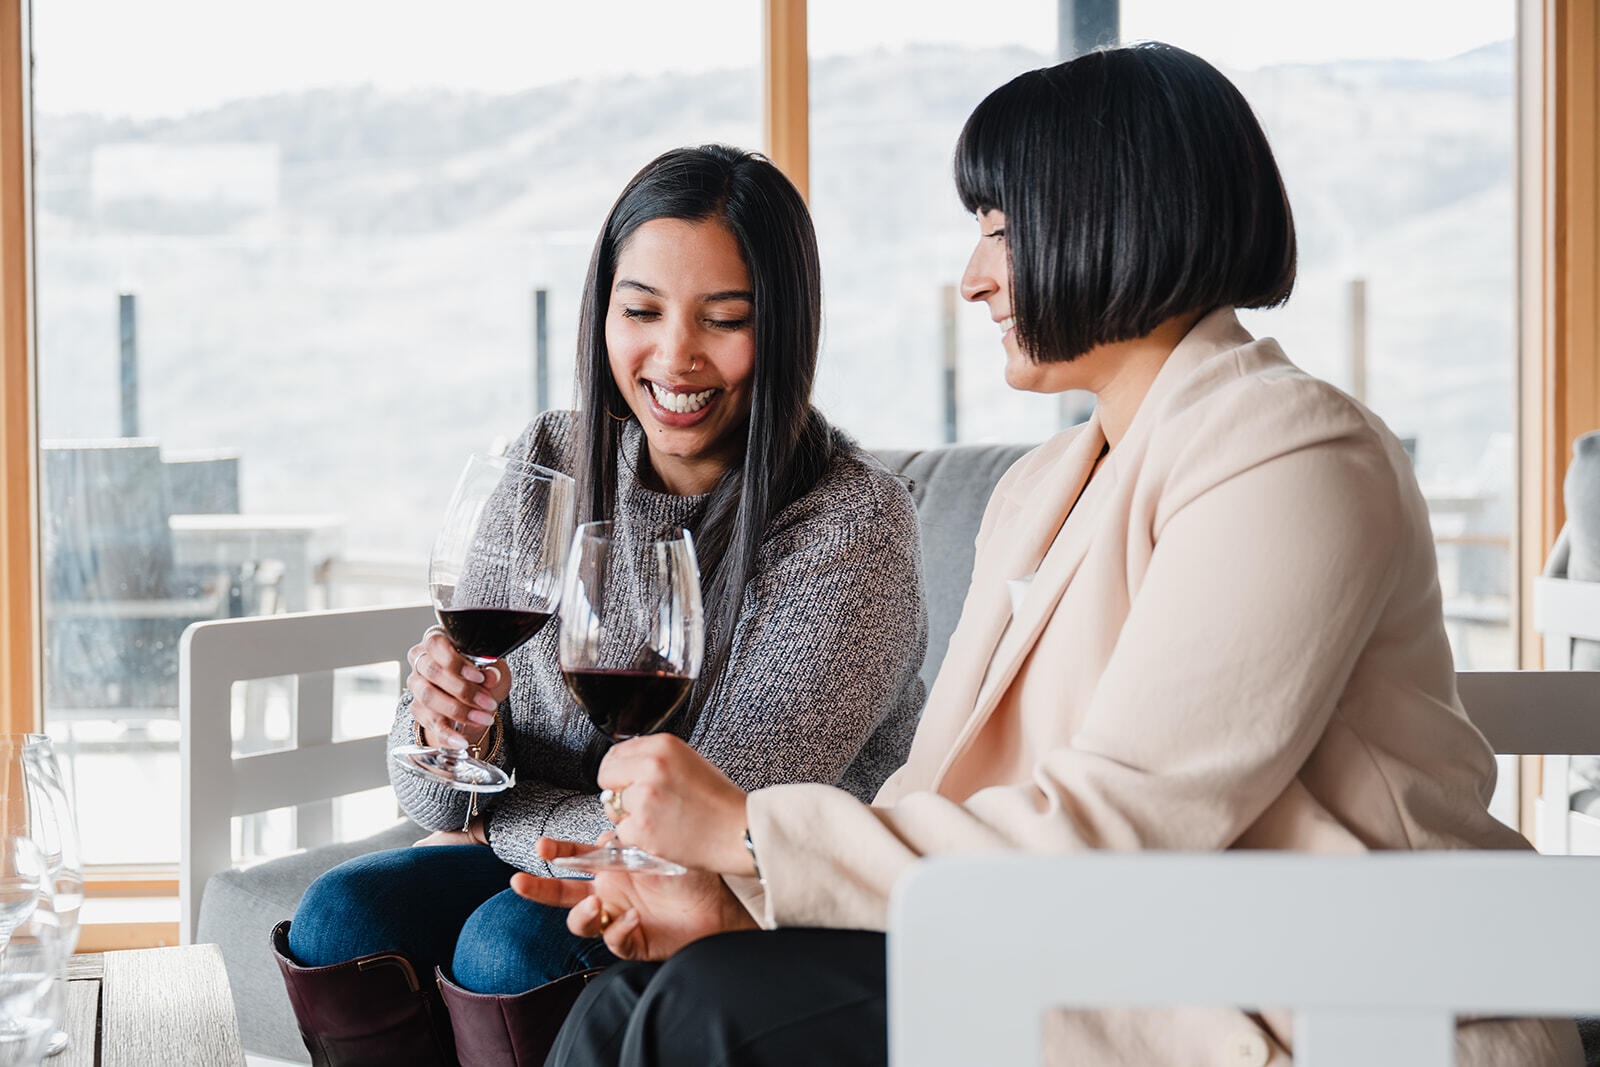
[32,41,1515,557]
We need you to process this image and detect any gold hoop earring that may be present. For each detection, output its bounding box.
[606,405,633,422]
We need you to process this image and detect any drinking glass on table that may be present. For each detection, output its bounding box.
[392,453,576,822]
[556,521,704,875]
[0,836,64,1067]
[0,737,80,1060]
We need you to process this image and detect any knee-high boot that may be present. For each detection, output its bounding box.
[436,966,605,1067]
[271,920,458,1067]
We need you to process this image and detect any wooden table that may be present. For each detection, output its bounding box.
[59,945,245,1066]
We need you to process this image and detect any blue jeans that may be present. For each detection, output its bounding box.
[287,844,616,995]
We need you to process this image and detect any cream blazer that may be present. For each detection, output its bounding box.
[738,309,1582,1066]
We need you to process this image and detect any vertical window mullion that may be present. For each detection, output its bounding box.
[763,0,809,202]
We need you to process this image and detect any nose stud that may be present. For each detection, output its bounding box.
[691,356,699,373]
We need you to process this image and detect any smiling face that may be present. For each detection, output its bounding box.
[960,207,1062,391]
[606,217,757,496]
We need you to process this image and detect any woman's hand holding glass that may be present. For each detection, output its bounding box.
[597,734,754,877]
[405,628,514,752]
[511,834,757,962]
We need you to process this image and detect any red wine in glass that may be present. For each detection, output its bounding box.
[438,607,554,664]
[561,669,692,739]
[555,521,703,876]
[392,453,574,810]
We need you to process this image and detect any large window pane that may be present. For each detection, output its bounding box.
[32,1,761,866]
[807,2,1062,449]
[1120,0,1518,671]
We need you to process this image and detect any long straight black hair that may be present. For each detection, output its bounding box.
[573,144,832,728]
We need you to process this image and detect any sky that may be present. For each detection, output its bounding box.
[29,0,1515,119]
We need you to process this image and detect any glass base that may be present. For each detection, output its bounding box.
[391,746,512,793]
[552,844,687,876]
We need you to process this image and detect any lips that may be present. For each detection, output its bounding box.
[642,379,721,427]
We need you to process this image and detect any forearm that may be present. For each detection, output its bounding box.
[485,782,613,874]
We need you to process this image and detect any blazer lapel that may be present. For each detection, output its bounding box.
[928,417,1110,788]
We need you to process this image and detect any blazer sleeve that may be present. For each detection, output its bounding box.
[742,435,1407,930]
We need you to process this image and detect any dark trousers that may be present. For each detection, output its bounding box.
[545,928,887,1067]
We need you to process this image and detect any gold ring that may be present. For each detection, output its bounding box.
[601,788,628,823]
[598,906,612,931]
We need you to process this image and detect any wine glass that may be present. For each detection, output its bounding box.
[0,737,80,1059]
[0,837,62,1067]
[391,453,575,817]
[556,522,703,875]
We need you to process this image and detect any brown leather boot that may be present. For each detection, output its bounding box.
[271,920,458,1067]
[436,966,606,1067]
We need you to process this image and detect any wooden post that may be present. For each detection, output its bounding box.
[119,292,139,437]
[1347,278,1368,404]
[1514,0,1600,838]
[940,285,958,444]
[1058,0,1119,60]
[0,0,37,735]
[763,0,808,201]
[532,288,549,415]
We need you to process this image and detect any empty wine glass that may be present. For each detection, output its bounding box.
[391,453,576,821]
[556,522,703,875]
[0,737,80,1059]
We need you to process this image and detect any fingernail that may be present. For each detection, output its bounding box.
[462,667,485,684]
[443,733,468,749]
[468,710,496,726]
[475,694,498,712]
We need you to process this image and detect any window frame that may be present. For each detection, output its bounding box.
[1,0,1596,936]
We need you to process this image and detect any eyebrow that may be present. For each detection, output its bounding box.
[614,279,754,303]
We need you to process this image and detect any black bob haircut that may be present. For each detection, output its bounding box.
[954,42,1297,363]
[572,144,831,732]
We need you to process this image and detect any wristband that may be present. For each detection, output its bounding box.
[743,827,764,885]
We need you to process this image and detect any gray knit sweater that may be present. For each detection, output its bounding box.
[389,411,928,875]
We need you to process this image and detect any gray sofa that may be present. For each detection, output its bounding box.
[196,441,1034,1061]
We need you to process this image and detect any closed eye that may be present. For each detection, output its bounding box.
[706,318,750,331]
[620,307,659,321]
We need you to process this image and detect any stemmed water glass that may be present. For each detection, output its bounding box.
[556,522,703,875]
[391,454,575,820]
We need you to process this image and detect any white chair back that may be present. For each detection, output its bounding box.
[178,602,432,943]
[887,669,1600,1066]
[890,852,1600,1067]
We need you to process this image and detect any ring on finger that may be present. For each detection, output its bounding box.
[600,787,628,823]
[597,906,612,931]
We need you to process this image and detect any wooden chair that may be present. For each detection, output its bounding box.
[887,669,1600,1067]
[890,851,1599,1067]
[178,602,432,943]
[1531,569,1600,852]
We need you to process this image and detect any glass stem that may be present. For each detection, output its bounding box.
[463,740,482,833]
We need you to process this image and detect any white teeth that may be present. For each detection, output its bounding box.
[999,316,1016,333]
[647,381,716,414]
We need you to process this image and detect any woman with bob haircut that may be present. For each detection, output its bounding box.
[272,144,928,1065]
[517,45,1582,1067]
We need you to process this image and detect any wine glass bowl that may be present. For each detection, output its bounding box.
[0,736,81,1059]
[556,522,703,875]
[392,453,575,798]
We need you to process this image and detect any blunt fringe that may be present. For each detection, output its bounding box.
[954,42,1297,363]
[572,145,831,739]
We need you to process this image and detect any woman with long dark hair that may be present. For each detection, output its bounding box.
[271,144,927,1065]
[517,47,1581,1067]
